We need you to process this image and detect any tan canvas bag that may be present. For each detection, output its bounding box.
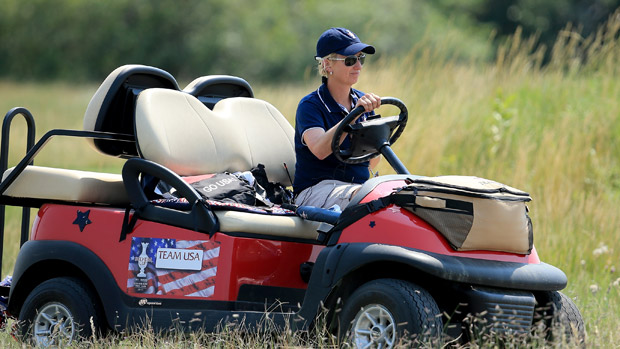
[393,176,533,254]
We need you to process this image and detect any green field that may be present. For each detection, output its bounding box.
[0,19,618,348]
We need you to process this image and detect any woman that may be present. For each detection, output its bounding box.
[293,27,381,209]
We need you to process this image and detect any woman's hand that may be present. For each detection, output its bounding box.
[355,92,381,112]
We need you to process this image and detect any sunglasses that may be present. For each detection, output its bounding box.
[328,54,366,66]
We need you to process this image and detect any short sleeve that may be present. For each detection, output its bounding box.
[296,99,328,135]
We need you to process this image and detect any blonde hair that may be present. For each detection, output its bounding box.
[317,53,338,78]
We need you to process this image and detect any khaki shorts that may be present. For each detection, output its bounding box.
[294,180,361,209]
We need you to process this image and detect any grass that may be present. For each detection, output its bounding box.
[0,11,618,347]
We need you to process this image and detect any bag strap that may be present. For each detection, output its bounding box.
[326,196,393,244]
[119,207,139,242]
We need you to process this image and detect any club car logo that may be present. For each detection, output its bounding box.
[138,298,162,307]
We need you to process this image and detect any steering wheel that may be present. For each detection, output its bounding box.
[331,97,408,164]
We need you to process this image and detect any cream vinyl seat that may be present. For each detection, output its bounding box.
[1,166,128,205]
[0,65,177,206]
[134,88,318,239]
[135,88,295,185]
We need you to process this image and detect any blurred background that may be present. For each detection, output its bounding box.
[1,0,619,84]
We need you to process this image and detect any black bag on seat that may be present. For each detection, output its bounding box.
[188,173,257,206]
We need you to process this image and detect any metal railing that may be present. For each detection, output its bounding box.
[0,107,36,275]
[0,107,135,275]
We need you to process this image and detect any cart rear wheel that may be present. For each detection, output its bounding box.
[339,278,443,347]
[534,291,585,344]
[18,277,103,346]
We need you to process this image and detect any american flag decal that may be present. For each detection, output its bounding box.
[127,237,220,298]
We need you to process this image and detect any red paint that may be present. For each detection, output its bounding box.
[341,179,540,263]
[31,177,540,303]
[33,205,320,301]
[337,205,539,263]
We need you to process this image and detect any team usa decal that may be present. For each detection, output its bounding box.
[127,237,220,298]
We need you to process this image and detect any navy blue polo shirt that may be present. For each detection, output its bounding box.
[293,83,371,194]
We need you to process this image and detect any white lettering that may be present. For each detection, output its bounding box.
[202,184,219,193]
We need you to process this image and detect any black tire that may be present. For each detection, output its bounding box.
[339,279,443,348]
[534,291,585,345]
[17,277,104,346]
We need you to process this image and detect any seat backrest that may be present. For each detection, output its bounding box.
[134,88,295,185]
[83,64,179,157]
[183,75,254,109]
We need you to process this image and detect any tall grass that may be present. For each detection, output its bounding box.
[0,10,618,347]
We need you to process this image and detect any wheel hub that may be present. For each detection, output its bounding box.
[32,302,76,347]
[370,325,383,339]
[352,304,396,348]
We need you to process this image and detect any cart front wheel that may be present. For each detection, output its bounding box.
[339,278,443,347]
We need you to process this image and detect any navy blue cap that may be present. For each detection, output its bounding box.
[315,27,375,58]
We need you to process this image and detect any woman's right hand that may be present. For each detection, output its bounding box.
[355,92,381,113]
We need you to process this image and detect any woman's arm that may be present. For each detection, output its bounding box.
[303,93,381,160]
[303,125,345,160]
[369,155,381,170]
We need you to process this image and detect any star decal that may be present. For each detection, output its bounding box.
[369,221,376,228]
[73,210,92,232]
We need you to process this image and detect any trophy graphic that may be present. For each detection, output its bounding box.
[137,242,150,277]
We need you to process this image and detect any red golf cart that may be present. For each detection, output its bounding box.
[0,65,584,347]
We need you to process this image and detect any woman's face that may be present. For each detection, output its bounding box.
[328,52,364,86]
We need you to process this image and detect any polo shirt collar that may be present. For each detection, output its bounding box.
[317,83,360,114]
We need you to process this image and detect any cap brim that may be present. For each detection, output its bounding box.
[337,43,376,56]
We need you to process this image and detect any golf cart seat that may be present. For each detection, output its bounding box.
[183,75,254,109]
[135,88,295,182]
[2,67,251,207]
[0,65,179,206]
[84,64,180,158]
[0,166,129,205]
[133,88,320,239]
